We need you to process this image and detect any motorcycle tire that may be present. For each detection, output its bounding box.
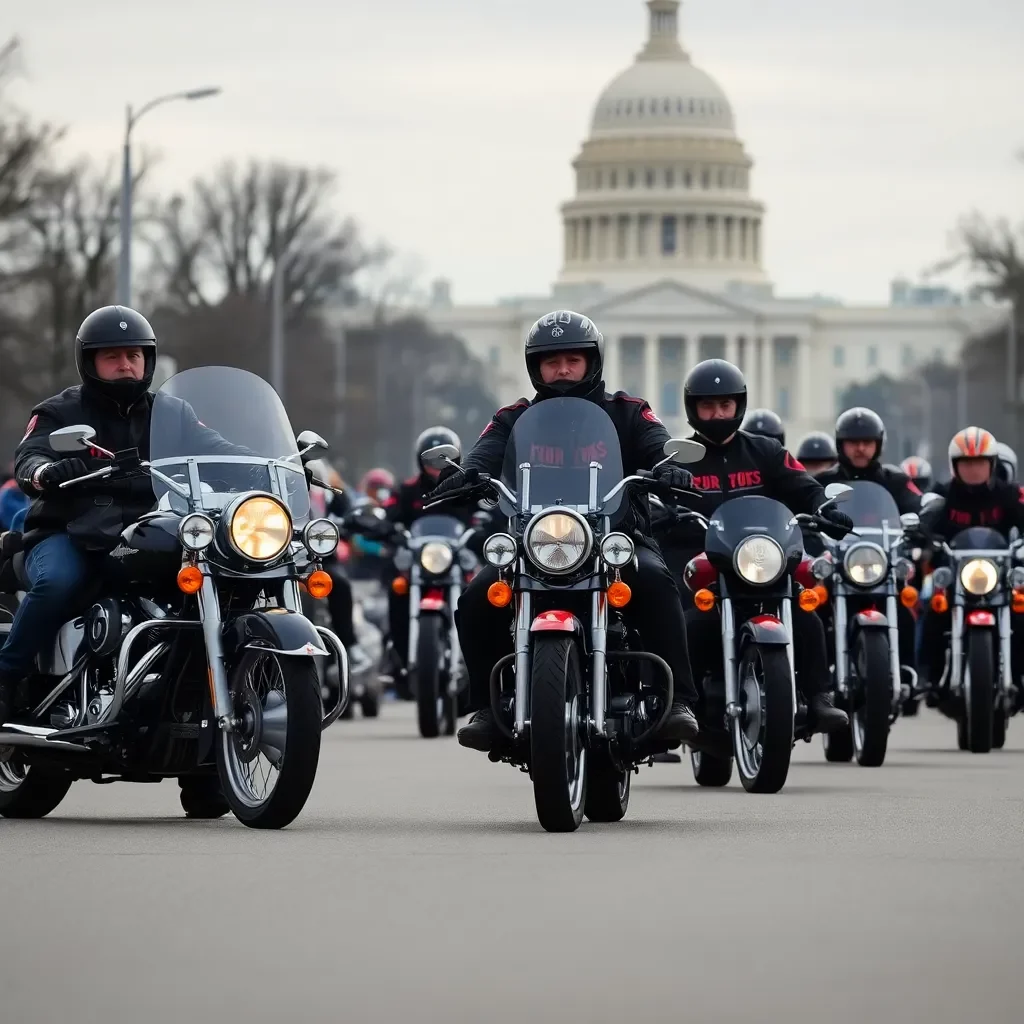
[179,776,230,819]
[0,760,72,819]
[964,631,995,754]
[585,751,631,822]
[415,615,445,739]
[851,630,891,767]
[822,724,854,763]
[360,691,380,718]
[733,644,794,794]
[531,635,587,832]
[690,749,733,787]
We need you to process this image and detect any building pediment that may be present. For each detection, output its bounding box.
[583,279,758,321]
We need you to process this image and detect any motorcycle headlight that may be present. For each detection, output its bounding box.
[229,496,291,561]
[600,532,634,568]
[734,535,784,585]
[420,542,453,575]
[843,543,888,587]
[179,513,214,552]
[483,533,517,568]
[303,518,340,557]
[961,558,998,596]
[525,510,591,575]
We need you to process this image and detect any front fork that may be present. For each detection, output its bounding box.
[513,590,531,737]
[197,569,235,730]
[723,596,796,718]
[887,593,901,704]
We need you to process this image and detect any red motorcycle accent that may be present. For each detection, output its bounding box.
[794,557,816,591]
[530,610,579,633]
[335,539,352,562]
[684,552,718,593]
[748,614,784,628]
[966,610,996,627]
[857,608,887,623]
[420,589,446,612]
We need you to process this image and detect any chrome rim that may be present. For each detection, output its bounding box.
[0,757,28,792]
[221,653,287,809]
[734,654,764,779]
[565,692,587,812]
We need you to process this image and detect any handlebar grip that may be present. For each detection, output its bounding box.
[58,466,114,489]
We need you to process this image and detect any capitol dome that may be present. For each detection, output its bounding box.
[558,1,768,294]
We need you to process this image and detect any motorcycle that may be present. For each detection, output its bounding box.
[810,481,920,766]
[0,366,347,828]
[927,527,1023,752]
[682,485,852,793]
[388,514,478,738]
[424,395,705,833]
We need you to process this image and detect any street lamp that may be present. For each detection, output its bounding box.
[117,86,221,306]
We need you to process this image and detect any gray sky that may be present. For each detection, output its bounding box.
[9,0,1023,306]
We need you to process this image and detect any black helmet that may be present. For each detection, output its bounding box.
[525,310,604,399]
[414,425,462,473]
[742,408,785,445]
[75,305,157,405]
[683,359,747,446]
[797,431,838,463]
[835,407,885,468]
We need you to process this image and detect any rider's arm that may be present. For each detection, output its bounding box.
[460,412,512,479]
[918,496,948,539]
[13,405,63,495]
[888,470,923,514]
[626,399,673,471]
[763,439,827,514]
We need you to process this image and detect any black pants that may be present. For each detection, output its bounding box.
[685,600,829,701]
[456,544,698,713]
[325,562,357,648]
[388,591,410,664]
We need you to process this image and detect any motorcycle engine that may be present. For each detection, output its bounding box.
[85,598,126,657]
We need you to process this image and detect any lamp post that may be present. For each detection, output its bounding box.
[117,86,221,306]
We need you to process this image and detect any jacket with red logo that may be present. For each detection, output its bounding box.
[919,479,1024,543]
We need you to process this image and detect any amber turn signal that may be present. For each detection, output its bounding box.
[487,580,513,608]
[607,580,632,608]
[693,588,716,612]
[176,565,203,595]
[1012,589,1024,614]
[900,586,919,609]
[305,569,333,599]
[798,588,821,612]
[813,584,829,605]
[930,591,949,614]
[391,576,409,596]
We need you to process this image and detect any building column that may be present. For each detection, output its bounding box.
[796,335,812,430]
[725,334,739,367]
[605,333,620,392]
[742,334,758,403]
[645,336,658,409]
[760,336,774,411]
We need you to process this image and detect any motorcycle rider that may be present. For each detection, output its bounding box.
[995,442,1017,486]
[796,432,838,477]
[917,427,1024,690]
[675,359,852,734]
[817,408,922,514]
[360,467,396,508]
[0,306,241,732]
[429,310,702,752]
[742,408,785,445]
[900,455,933,495]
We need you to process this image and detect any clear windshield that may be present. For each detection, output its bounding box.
[150,366,310,523]
[410,515,464,540]
[499,397,623,518]
[842,481,902,539]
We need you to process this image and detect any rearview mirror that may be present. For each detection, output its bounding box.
[921,492,943,509]
[663,438,706,465]
[49,424,96,453]
[900,512,920,530]
[296,430,329,463]
[824,483,853,503]
[422,444,460,470]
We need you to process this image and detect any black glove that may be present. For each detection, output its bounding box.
[652,463,694,492]
[427,467,478,501]
[36,457,90,492]
[820,506,854,538]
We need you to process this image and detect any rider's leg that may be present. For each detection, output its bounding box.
[791,607,848,732]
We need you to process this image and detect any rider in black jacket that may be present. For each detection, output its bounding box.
[742,408,785,445]
[674,359,851,734]
[817,408,922,515]
[428,310,701,753]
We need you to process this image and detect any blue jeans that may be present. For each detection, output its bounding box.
[0,535,93,680]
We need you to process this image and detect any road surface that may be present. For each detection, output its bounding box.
[2,706,1021,1024]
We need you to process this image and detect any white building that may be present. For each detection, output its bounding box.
[394,1,1005,441]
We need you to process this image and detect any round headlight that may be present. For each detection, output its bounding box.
[303,518,340,557]
[229,496,292,561]
[525,510,591,574]
[420,542,453,574]
[961,558,998,596]
[734,535,784,585]
[483,533,517,568]
[600,532,634,568]
[843,543,888,587]
[179,513,214,552]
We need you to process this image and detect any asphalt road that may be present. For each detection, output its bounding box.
[2,705,1021,1024]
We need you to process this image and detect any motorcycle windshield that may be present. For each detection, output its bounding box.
[499,397,623,518]
[950,527,1008,552]
[150,366,311,523]
[706,495,799,559]
[410,515,464,541]
[842,481,902,539]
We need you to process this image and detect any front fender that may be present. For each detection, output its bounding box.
[739,614,790,647]
[226,610,329,658]
[852,608,889,630]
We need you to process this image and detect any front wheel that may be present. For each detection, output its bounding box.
[732,645,794,794]
[851,630,892,767]
[963,631,995,754]
[415,615,446,739]
[217,649,323,829]
[530,635,587,832]
[0,760,73,819]
[690,749,733,787]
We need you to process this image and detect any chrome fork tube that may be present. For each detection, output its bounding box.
[514,589,532,736]
[999,605,1013,694]
[781,597,797,707]
[197,572,234,728]
[834,591,849,694]
[886,593,901,703]
[448,583,462,693]
[281,580,303,612]
[591,589,608,737]
[722,597,739,716]
[950,604,964,691]
[408,574,421,671]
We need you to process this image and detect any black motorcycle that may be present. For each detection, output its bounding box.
[424,395,704,832]
[682,486,851,793]
[0,366,347,828]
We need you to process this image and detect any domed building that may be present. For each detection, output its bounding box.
[338,1,1004,447]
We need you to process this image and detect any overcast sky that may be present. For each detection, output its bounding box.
[9,0,1023,306]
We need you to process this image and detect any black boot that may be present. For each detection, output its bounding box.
[658,701,700,743]
[810,693,849,733]
[457,709,500,751]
